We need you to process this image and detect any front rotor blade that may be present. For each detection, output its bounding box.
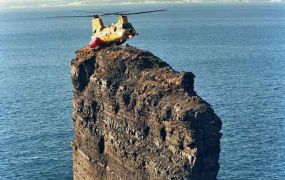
[118,9,166,16]
[101,11,128,16]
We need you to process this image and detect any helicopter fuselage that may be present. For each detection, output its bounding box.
[89,16,137,48]
[46,9,165,48]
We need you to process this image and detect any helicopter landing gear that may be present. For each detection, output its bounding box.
[115,39,126,46]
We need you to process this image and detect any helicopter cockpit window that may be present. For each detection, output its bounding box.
[122,23,132,29]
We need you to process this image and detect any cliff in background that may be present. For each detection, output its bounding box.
[71,45,222,180]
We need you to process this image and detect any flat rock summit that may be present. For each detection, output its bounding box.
[71,45,222,180]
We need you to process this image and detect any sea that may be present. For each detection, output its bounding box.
[0,3,284,180]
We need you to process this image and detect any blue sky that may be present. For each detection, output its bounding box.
[0,0,283,9]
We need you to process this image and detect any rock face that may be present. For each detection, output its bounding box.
[71,45,222,180]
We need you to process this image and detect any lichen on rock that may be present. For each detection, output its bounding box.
[71,45,222,180]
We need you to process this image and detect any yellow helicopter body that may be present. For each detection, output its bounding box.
[47,9,165,48]
[89,16,137,48]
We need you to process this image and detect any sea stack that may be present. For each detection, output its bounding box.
[71,45,222,180]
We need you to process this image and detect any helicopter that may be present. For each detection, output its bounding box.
[47,9,166,48]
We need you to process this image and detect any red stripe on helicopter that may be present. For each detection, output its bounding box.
[88,38,103,48]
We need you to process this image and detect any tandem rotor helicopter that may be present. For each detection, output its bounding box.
[48,9,166,48]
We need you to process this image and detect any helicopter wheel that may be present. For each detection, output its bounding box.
[115,39,126,46]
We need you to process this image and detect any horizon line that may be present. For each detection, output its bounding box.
[0,1,284,10]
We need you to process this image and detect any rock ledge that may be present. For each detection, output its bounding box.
[71,45,222,180]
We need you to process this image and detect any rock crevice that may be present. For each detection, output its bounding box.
[71,45,222,180]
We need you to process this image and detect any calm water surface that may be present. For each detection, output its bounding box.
[0,3,284,180]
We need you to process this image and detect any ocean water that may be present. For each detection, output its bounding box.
[0,3,285,180]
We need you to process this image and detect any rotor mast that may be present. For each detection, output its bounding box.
[92,16,104,33]
[117,15,129,25]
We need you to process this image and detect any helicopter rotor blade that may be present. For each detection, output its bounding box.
[72,10,104,13]
[73,10,128,14]
[46,10,130,18]
[45,9,165,18]
[46,15,94,18]
[117,9,166,16]
[102,11,129,15]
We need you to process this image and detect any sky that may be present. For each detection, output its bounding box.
[0,0,283,9]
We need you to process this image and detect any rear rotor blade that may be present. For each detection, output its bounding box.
[46,10,129,18]
[72,10,104,13]
[73,10,128,14]
[46,15,94,18]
